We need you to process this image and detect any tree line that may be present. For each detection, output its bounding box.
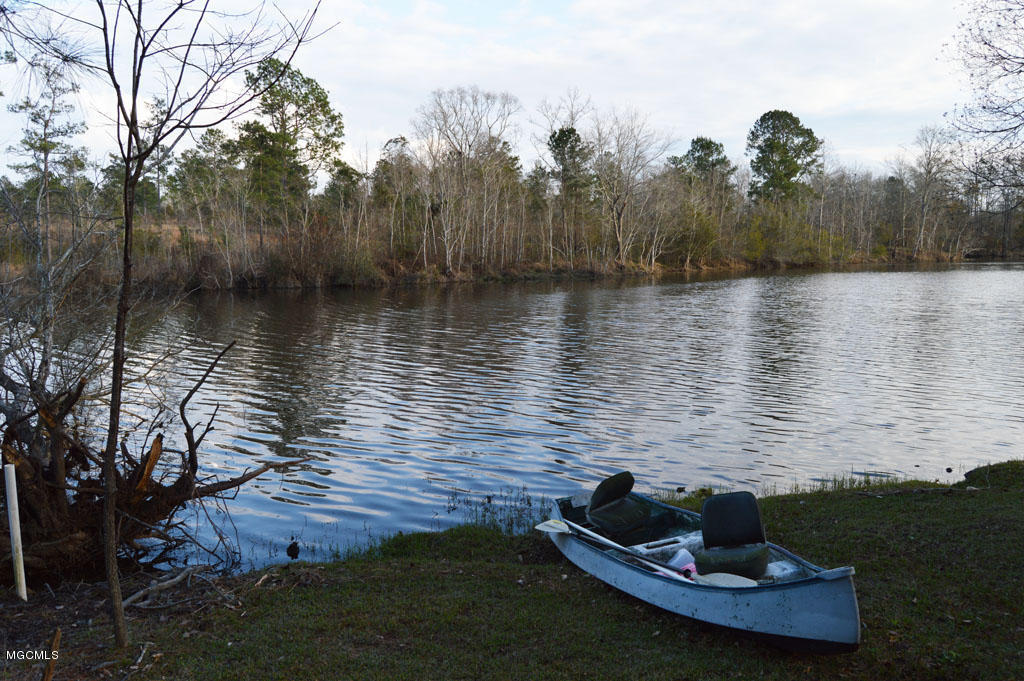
[3,62,1022,291]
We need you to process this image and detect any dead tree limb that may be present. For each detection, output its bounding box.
[194,458,313,498]
[123,565,211,606]
[180,341,235,476]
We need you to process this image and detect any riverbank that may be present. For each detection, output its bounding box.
[2,461,1021,680]
[136,253,974,292]
[64,237,997,293]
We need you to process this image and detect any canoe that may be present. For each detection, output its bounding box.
[543,474,860,652]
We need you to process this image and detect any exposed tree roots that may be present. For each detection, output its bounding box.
[1,342,300,584]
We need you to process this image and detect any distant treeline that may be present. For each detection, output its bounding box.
[3,62,1023,290]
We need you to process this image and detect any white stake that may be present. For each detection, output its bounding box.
[4,463,27,601]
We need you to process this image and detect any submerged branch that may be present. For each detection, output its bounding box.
[194,457,312,498]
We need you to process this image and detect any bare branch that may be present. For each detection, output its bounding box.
[123,564,211,606]
[179,340,235,472]
[194,457,312,498]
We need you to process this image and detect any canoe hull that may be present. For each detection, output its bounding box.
[550,496,860,652]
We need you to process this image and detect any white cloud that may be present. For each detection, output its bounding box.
[0,0,966,175]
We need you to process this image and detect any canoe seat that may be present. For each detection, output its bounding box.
[586,471,651,545]
[694,491,769,579]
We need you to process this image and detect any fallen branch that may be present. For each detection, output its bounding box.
[180,342,236,474]
[194,457,312,498]
[124,566,211,606]
[130,598,199,610]
[119,642,151,681]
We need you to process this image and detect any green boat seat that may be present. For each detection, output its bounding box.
[586,471,651,545]
[693,491,769,580]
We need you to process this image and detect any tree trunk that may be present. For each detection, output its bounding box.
[101,170,136,649]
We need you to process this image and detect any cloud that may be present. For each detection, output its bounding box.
[313,0,964,172]
[0,0,966,175]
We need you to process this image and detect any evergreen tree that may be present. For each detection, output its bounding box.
[669,136,735,184]
[746,110,822,202]
[236,58,345,237]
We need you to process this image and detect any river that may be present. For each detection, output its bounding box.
[126,263,1024,566]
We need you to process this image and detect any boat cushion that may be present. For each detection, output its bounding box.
[587,472,651,544]
[700,491,766,549]
[589,471,635,510]
[697,491,769,578]
[693,544,770,580]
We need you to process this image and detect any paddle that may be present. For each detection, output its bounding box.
[535,518,693,581]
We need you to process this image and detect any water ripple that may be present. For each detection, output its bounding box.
[125,265,1024,567]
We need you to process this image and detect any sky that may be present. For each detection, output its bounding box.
[0,0,967,177]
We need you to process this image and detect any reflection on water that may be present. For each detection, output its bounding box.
[131,264,1024,566]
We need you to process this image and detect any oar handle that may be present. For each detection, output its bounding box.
[557,518,693,580]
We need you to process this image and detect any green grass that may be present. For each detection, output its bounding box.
[4,462,1022,680]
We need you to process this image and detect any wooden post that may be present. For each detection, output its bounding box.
[4,463,27,600]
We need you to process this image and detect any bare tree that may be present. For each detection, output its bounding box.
[535,88,592,140]
[589,108,671,264]
[535,89,594,269]
[413,86,521,274]
[955,2,1024,149]
[910,126,955,258]
[951,0,1024,191]
[371,136,418,260]
[3,0,323,647]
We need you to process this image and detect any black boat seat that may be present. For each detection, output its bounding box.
[586,471,651,545]
[693,491,770,579]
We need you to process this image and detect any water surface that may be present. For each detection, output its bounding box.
[130,264,1024,564]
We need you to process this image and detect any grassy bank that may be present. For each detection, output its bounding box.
[2,462,1022,680]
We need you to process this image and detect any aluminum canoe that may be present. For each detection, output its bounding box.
[549,492,861,652]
